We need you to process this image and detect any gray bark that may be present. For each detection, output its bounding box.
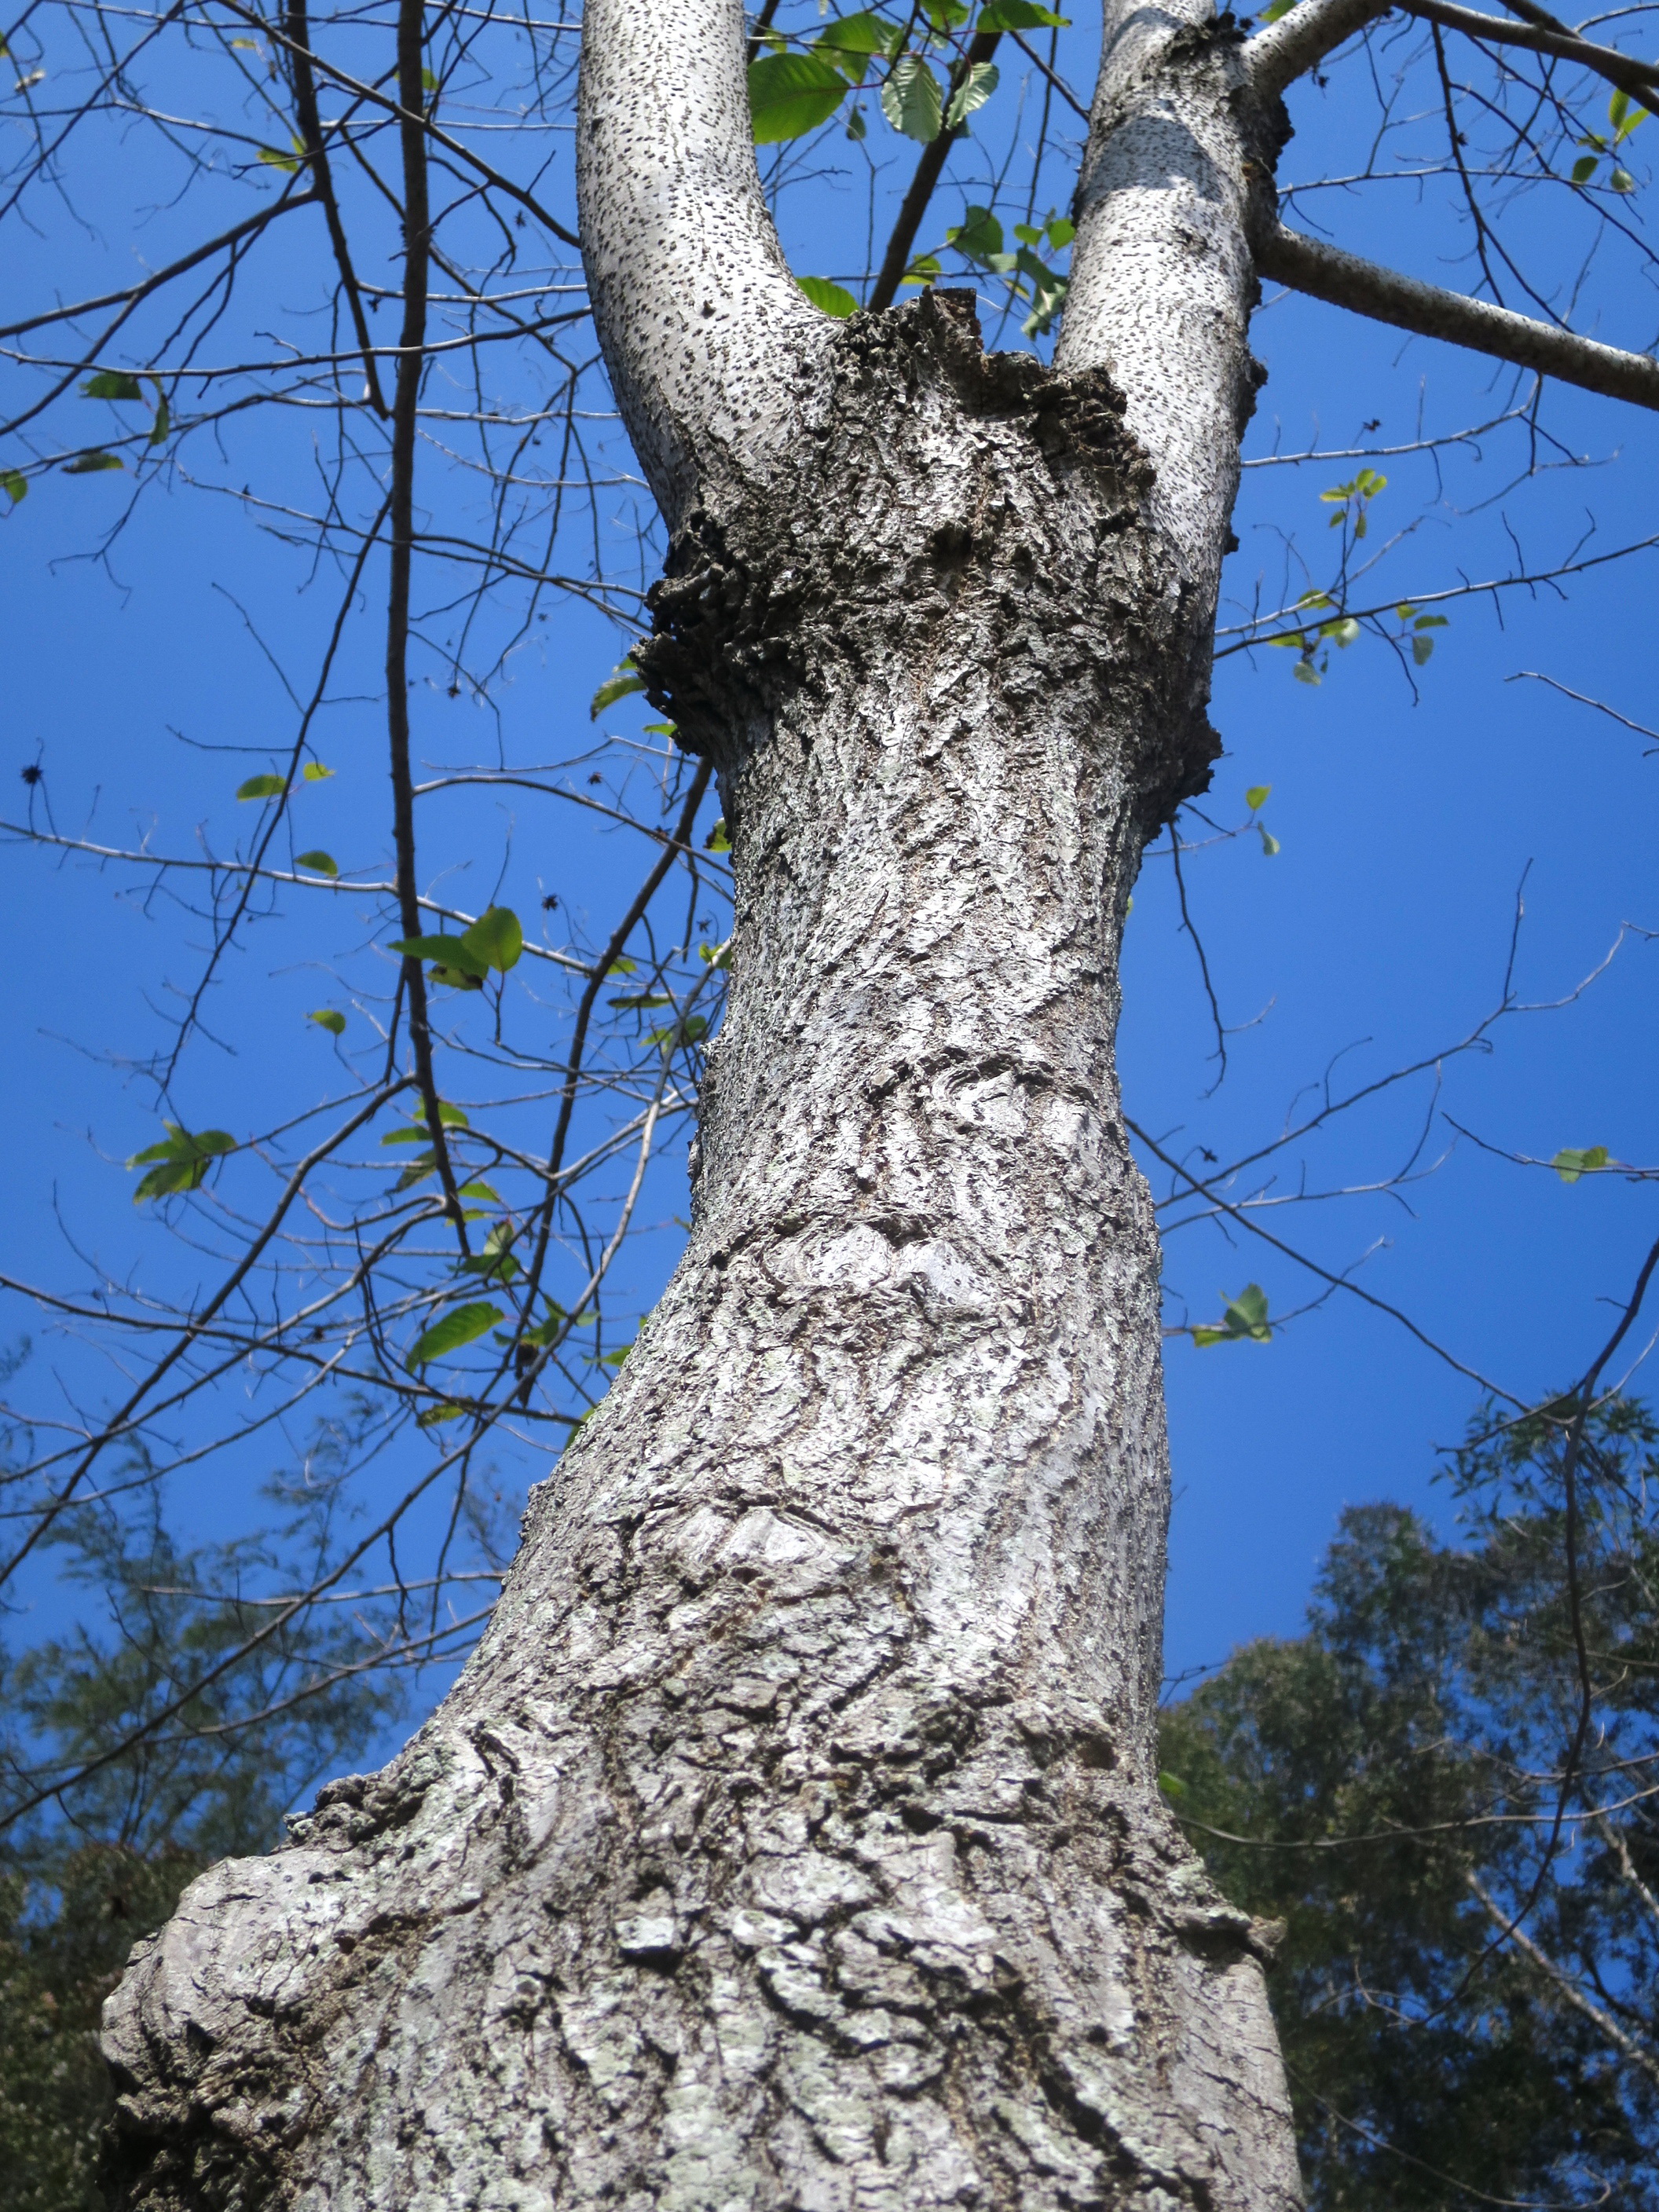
[102,5,1302,2207]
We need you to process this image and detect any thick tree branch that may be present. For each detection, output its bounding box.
[1404,0,1659,118]
[576,0,831,522]
[1258,221,1659,408]
[1247,0,1392,97]
[868,31,1002,312]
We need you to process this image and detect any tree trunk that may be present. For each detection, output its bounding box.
[103,5,1303,2207]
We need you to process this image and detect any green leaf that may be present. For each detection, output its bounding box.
[1571,153,1600,184]
[1610,167,1636,192]
[903,251,944,287]
[1046,215,1075,248]
[62,452,123,474]
[394,1154,436,1190]
[599,1343,632,1368]
[1552,1145,1610,1185]
[815,12,898,82]
[409,1301,503,1368]
[749,50,849,141]
[390,932,489,978]
[458,1178,500,1202]
[590,658,645,718]
[236,774,287,800]
[295,849,339,877]
[947,203,1005,263]
[434,1100,470,1126]
[881,55,943,141]
[309,1009,346,1035]
[1293,657,1321,687]
[380,1124,433,1146]
[1195,1284,1273,1346]
[421,64,438,89]
[1244,784,1271,811]
[417,1401,469,1426]
[148,390,170,447]
[1259,824,1281,857]
[81,371,144,401]
[945,58,998,129]
[977,0,1069,24]
[797,275,859,317]
[1156,1770,1188,1800]
[845,101,868,138]
[1,468,26,506]
[1412,633,1436,665]
[699,939,732,969]
[610,991,674,1010]
[705,819,732,853]
[302,760,334,781]
[606,954,639,976]
[258,143,302,172]
[460,904,523,974]
[1610,86,1646,141]
[127,1123,236,1203]
[1320,615,1360,648]
[1414,613,1448,629]
[1258,0,1297,20]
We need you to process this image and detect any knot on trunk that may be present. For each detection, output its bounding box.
[635,290,1216,830]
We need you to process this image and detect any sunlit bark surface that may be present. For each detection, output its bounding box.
[103,3,1303,2205]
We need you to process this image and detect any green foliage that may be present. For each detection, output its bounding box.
[942,203,1071,333]
[408,1299,503,1368]
[1161,1397,1659,2210]
[236,773,286,800]
[881,55,943,141]
[814,12,898,83]
[749,50,851,142]
[308,1009,346,1035]
[1572,88,1646,190]
[295,849,338,876]
[390,906,522,987]
[0,1448,402,2212]
[61,453,123,475]
[797,275,859,317]
[976,2,1069,27]
[1,467,26,505]
[588,657,644,716]
[945,59,998,129]
[79,372,143,402]
[1320,467,1386,538]
[1192,1282,1272,1346]
[1552,1143,1610,1182]
[126,1123,236,1204]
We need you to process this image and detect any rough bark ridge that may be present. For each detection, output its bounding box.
[102,294,1298,2212]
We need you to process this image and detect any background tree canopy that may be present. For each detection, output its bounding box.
[1162,1396,1659,2209]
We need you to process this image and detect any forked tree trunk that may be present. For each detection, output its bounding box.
[104,3,1302,2205]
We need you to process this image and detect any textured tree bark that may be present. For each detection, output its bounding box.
[102,5,1303,2207]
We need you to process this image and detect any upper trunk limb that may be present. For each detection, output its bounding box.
[576,0,832,526]
[1245,0,1392,98]
[1056,0,1263,583]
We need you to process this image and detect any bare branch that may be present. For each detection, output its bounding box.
[1258,222,1659,410]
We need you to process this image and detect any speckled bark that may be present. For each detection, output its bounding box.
[103,5,1302,2207]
